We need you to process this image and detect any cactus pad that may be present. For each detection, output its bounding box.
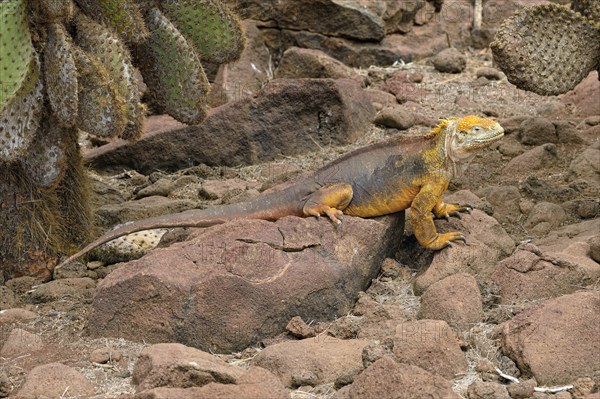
[136,8,209,125]
[0,0,34,113]
[44,23,78,127]
[75,0,149,44]
[73,46,128,138]
[0,51,43,163]
[92,228,168,264]
[572,0,600,26]
[21,114,67,189]
[136,0,159,12]
[491,4,600,96]
[32,0,74,23]
[74,13,145,140]
[160,0,245,64]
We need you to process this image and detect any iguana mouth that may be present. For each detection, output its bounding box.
[476,132,503,141]
[472,133,504,144]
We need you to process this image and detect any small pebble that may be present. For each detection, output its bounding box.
[476,67,503,80]
[374,106,415,130]
[286,316,316,339]
[432,48,466,73]
[86,261,104,270]
[291,370,318,388]
[572,377,595,398]
[507,378,536,399]
[584,115,600,126]
[0,371,11,398]
[483,109,500,117]
[90,348,123,364]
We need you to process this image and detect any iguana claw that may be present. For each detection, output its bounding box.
[441,235,466,249]
[451,212,462,219]
[434,203,472,220]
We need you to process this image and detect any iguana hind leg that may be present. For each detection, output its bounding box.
[303,183,353,224]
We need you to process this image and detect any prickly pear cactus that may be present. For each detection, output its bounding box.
[491,3,600,96]
[572,0,600,22]
[0,0,246,279]
[74,0,149,44]
[0,51,43,163]
[0,0,34,112]
[43,23,79,127]
[74,13,146,139]
[161,0,246,64]
[136,7,210,125]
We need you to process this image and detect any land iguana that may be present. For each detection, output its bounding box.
[56,115,504,269]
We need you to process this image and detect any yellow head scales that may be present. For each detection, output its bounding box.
[457,115,498,132]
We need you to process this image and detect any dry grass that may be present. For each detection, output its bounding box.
[452,323,501,398]
[369,273,421,320]
[77,338,148,398]
[291,383,336,399]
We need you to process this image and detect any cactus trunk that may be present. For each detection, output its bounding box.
[0,115,91,281]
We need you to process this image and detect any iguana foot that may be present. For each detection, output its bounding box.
[304,206,345,224]
[303,182,353,225]
[433,203,472,221]
[424,232,466,250]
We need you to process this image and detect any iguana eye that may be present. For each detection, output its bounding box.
[472,126,483,133]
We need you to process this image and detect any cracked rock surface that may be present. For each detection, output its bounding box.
[86,214,404,352]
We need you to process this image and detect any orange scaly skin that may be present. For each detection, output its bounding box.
[56,116,504,270]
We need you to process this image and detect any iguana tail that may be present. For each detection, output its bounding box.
[56,185,308,269]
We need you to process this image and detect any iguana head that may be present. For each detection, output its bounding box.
[446,115,504,161]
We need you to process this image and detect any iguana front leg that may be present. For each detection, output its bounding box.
[303,183,353,224]
[411,181,466,250]
[432,199,472,221]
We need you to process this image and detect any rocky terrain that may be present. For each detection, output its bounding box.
[1,0,599,398]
